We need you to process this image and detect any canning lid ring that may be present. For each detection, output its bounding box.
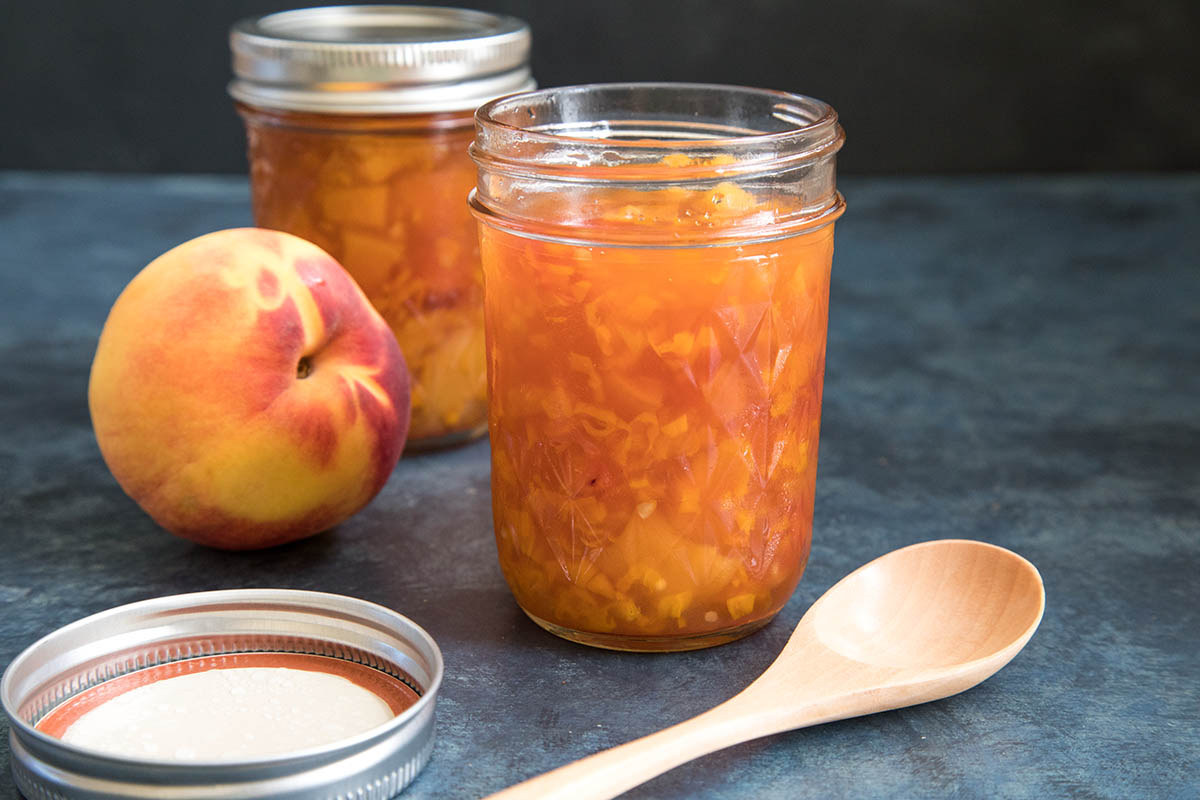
[229,69,536,115]
[229,5,534,114]
[1,589,443,799]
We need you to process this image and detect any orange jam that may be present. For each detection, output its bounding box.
[478,181,836,649]
[239,108,486,446]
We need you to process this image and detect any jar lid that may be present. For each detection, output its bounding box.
[229,5,534,114]
[2,589,443,799]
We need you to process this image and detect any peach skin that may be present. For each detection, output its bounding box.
[88,228,411,549]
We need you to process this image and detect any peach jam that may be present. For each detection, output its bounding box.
[471,84,846,651]
[230,6,533,447]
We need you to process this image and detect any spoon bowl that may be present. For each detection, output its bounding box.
[811,538,1044,670]
[487,539,1045,800]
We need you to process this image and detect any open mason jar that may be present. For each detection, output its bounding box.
[471,84,846,651]
[230,6,533,448]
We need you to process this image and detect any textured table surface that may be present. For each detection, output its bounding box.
[1,172,1197,799]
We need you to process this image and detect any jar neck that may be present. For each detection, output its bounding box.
[469,83,845,246]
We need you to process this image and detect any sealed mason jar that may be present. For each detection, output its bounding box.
[230,6,533,448]
[470,84,845,651]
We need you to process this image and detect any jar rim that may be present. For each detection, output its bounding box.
[478,82,839,141]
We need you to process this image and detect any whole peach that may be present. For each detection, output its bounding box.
[88,228,410,549]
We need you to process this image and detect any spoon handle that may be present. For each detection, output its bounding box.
[481,691,786,800]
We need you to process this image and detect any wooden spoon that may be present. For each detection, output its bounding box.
[487,538,1045,800]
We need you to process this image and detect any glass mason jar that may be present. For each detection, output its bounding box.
[230,6,533,449]
[471,84,845,651]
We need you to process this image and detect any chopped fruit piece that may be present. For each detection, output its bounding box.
[661,414,688,438]
[727,593,757,621]
[658,591,693,620]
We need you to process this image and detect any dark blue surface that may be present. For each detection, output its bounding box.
[0,173,1197,798]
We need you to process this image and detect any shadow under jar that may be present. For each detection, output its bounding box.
[231,6,533,449]
[470,83,846,651]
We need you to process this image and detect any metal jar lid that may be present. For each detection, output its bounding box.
[2,589,443,799]
[229,5,534,114]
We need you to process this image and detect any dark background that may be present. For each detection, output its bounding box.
[4,0,1199,176]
